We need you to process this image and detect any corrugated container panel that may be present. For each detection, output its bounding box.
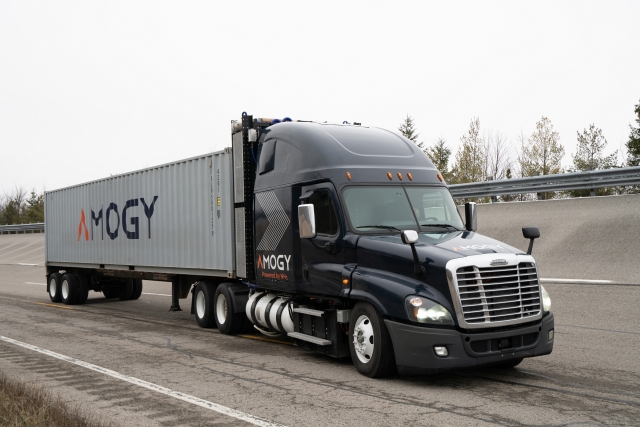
[45,150,235,277]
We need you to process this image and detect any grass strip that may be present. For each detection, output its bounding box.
[0,372,117,427]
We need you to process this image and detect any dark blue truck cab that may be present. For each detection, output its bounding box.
[202,114,554,377]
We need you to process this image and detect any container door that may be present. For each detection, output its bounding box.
[299,183,345,296]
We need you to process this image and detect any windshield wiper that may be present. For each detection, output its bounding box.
[356,225,402,232]
[420,223,462,231]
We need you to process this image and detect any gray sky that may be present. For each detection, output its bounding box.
[1,1,639,194]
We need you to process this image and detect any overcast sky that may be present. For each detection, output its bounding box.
[1,1,639,194]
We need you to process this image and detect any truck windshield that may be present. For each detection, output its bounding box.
[342,186,464,232]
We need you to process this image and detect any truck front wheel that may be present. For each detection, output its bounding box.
[214,283,245,335]
[349,302,396,378]
[194,282,217,328]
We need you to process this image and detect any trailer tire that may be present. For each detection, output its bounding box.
[214,283,245,335]
[102,287,118,299]
[48,273,62,303]
[76,274,90,305]
[119,279,134,301]
[61,273,80,305]
[194,282,217,328]
[130,279,143,300]
[348,302,396,378]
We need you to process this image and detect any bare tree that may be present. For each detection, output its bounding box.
[484,131,513,181]
[0,187,28,225]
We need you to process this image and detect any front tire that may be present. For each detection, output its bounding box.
[194,282,217,328]
[48,273,62,303]
[214,283,245,335]
[348,302,396,378]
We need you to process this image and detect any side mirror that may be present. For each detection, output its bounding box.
[522,226,540,255]
[298,204,316,239]
[465,202,477,232]
[401,230,425,278]
[401,230,419,244]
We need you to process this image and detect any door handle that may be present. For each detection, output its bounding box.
[324,241,335,254]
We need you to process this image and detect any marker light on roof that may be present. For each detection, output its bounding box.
[282,117,292,122]
[407,173,413,181]
[397,172,403,181]
[346,172,352,181]
[343,121,350,124]
[271,119,281,125]
[437,173,444,182]
[387,172,393,180]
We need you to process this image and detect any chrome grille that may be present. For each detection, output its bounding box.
[455,262,541,325]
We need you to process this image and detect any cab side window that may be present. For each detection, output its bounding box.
[308,191,338,236]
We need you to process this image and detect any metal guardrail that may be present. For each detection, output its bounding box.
[449,166,640,199]
[0,223,45,234]
[1,167,639,232]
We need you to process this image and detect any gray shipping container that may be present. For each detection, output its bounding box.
[45,149,236,278]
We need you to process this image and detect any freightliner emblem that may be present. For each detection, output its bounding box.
[255,191,290,251]
[490,259,508,266]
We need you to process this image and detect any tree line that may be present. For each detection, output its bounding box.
[398,98,640,200]
[0,188,45,225]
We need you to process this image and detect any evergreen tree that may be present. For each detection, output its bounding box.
[570,125,617,197]
[398,114,424,149]
[572,124,617,171]
[23,191,45,223]
[452,118,485,184]
[519,117,564,177]
[426,137,452,182]
[626,100,640,166]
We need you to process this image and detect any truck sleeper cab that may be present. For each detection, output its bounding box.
[44,113,554,378]
[231,116,554,377]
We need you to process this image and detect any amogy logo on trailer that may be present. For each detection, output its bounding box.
[77,196,159,241]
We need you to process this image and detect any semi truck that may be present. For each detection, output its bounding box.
[44,113,554,377]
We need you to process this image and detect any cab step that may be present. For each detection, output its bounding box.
[287,332,332,346]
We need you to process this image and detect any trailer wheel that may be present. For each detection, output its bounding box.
[348,302,396,378]
[48,273,62,303]
[76,274,90,305]
[102,287,118,299]
[214,283,245,335]
[61,273,80,305]
[118,279,134,301]
[194,282,217,328]
[130,279,143,300]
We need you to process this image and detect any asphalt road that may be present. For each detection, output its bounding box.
[0,263,638,426]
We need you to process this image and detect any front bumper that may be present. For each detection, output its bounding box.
[385,312,554,375]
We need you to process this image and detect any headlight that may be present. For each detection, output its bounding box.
[541,285,551,313]
[405,296,454,325]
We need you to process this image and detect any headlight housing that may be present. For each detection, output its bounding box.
[405,296,454,325]
[541,285,551,313]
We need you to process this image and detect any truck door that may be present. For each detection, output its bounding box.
[299,183,344,296]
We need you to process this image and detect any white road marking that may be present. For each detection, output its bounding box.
[0,335,286,427]
[25,282,46,286]
[17,263,39,266]
[141,292,171,297]
[541,278,614,284]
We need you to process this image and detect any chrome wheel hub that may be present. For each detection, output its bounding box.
[353,315,374,364]
[196,291,206,319]
[216,294,227,325]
